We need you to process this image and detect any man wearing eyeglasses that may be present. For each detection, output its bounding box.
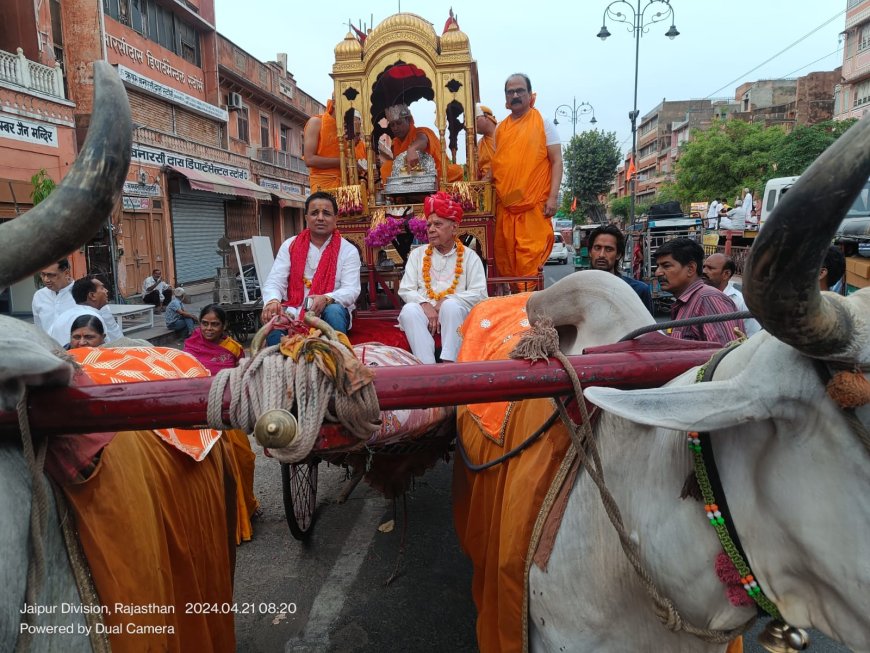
[31,258,75,333]
[490,73,562,286]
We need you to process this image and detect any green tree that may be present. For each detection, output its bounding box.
[560,130,622,223]
[30,169,56,205]
[673,119,786,205]
[608,184,681,221]
[768,119,858,181]
[609,195,631,220]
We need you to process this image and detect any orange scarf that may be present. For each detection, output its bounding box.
[285,229,342,309]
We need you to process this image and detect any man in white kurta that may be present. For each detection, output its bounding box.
[261,191,361,345]
[31,258,75,333]
[742,188,755,226]
[398,192,487,364]
[49,275,124,346]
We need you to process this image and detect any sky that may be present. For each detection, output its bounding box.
[212,0,847,158]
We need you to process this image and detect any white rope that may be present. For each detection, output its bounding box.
[207,340,381,464]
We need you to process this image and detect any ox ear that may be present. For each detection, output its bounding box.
[584,380,775,432]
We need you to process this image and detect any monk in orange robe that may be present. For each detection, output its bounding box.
[490,74,562,281]
[475,103,497,181]
[382,103,464,183]
[304,98,342,191]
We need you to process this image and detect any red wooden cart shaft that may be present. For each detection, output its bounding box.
[0,350,711,440]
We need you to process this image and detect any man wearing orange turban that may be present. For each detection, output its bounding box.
[382,104,464,183]
[304,98,342,191]
[490,74,562,283]
[475,103,497,181]
[398,191,487,363]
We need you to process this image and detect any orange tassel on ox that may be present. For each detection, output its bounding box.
[826,369,870,409]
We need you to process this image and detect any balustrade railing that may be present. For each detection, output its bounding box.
[0,48,65,100]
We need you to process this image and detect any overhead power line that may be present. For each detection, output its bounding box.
[780,46,843,78]
[705,9,845,99]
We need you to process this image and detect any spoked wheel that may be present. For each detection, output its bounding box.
[281,460,319,540]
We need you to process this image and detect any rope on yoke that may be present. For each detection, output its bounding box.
[206,320,382,464]
[510,317,754,644]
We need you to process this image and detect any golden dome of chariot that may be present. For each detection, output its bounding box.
[367,13,437,44]
[440,19,469,53]
[334,31,362,61]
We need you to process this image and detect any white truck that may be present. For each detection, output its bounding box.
[760,175,870,292]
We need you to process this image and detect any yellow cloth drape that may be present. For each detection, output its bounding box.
[62,431,237,653]
[453,294,566,653]
[490,109,553,278]
[225,429,259,544]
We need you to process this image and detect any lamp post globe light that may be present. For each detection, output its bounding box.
[597,0,678,226]
[553,98,597,138]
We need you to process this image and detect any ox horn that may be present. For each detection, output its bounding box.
[0,61,131,290]
[743,114,870,358]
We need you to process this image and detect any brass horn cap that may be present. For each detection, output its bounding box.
[253,409,298,449]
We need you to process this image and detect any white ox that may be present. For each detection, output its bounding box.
[510,118,870,652]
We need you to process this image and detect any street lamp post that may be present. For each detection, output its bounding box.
[553,99,597,138]
[597,0,679,226]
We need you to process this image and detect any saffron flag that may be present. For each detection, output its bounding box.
[570,196,577,212]
[626,155,636,182]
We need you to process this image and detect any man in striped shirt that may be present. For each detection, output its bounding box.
[654,238,744,345]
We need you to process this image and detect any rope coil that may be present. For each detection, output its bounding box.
[206,325,381,464]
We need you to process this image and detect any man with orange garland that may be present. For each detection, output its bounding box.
[490,73,562,281]
[261,191,361,345]
[303,98,342,191]
[398,192,487,364]
[382,103,464,183]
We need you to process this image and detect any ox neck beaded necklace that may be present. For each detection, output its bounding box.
[690,343,782,621]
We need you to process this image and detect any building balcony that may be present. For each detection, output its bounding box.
[0,48,65,100]
[638,151,657,167]
[637,130,657,148]
[256,147,308,173]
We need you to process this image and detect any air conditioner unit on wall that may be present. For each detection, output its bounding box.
[227,92,243,110]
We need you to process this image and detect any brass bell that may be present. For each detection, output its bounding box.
[253,409,298,449]
[758,620,810,653]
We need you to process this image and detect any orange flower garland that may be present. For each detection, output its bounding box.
[423,238,464,300]
[303,277,312,289]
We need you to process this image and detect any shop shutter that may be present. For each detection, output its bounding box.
[170,191,227,284]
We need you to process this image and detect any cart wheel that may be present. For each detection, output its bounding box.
[281,460,319,540]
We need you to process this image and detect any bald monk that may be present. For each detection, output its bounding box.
[382,103,464,183]
[475,103,497,181]
[490,73,562,280]
[304,98,342,191]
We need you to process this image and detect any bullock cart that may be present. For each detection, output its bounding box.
[0,343,715,539]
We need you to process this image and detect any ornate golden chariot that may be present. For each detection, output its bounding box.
[326,11,508,313]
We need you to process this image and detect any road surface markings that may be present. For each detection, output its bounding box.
[287,497,384,650]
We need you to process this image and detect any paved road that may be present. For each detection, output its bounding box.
[233,452,477,652]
